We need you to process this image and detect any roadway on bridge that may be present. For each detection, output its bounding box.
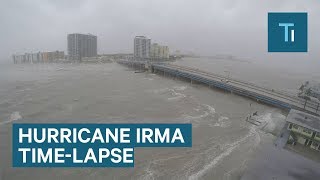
[158,63,319,116]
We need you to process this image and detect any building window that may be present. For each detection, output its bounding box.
[302,128,312,134]
[292,124,299,130]
[312,141,318,147]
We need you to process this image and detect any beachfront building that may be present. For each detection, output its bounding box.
[134,36,151,60]
[150,43,169,60]
[12,51,65,64]
[68,33,97,61]
[287,109,320,151]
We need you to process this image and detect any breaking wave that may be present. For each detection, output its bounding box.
[183,104,216,124]
[148,86,188,101]
[0,111,22,125]
[173,86,187,91]
[212,116,230,128]
[167,91,186,101]
[188,125,259,180]
[143,78,154,81]
[257,111,286,135]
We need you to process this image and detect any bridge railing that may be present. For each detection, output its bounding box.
[152,64,320,116]
[168,64,316,103]
[166,64,320,111]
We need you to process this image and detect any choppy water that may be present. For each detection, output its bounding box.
[0,58,318,180]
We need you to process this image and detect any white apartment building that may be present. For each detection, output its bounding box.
[134,36,151,59]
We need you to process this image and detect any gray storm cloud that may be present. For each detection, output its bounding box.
[0,0,319,64]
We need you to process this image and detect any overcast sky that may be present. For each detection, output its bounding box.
[1,0,319,63]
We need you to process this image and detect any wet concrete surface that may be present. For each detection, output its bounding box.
[274,122,290,149]
[241,138,320,180]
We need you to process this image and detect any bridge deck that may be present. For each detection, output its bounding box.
[117,60,320,116]
[152,63,319,116]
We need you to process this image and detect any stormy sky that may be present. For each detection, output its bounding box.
[1,0,319,62]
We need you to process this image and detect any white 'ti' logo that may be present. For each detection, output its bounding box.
[279,23,295,42]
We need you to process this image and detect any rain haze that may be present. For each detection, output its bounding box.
[1,0,320,62]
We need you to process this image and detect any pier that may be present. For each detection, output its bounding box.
[118,60,320,116]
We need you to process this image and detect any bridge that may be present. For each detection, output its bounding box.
[117,60,320,116]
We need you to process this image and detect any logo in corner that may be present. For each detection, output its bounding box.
[268,12,308,52]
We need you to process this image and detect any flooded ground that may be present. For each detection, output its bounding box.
[0,58,319,179]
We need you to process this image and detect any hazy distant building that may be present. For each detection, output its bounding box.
[68,33,97,61]
[134,36,151,59]
[150,43,169,59]
[13,51,64,64]
[46,51,65,62]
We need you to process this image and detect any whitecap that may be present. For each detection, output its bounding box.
[212,116,230,128]
[0,111,22,125]
[258,111,286,135]
[173,86,187,91]
[189,126,258,180]
[167,91,186,101]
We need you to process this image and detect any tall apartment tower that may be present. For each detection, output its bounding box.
[134,36,151,59]
[67,33,97,61]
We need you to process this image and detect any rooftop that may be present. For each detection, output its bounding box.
[286,109,320,132]
[135,36,149,39]
[68,33,97,37]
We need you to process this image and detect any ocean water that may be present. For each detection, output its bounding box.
[0,58,318,180]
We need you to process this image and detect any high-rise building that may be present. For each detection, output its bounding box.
[68,33,97,61]
[134,36,151,59]
[150,43,169,59]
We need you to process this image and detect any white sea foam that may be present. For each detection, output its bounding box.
[139,162,157,180]
[143,78,154,81]
[183,104,216,128]
[0,111,22,125]
[203,104,216,114]
[183,104,216,120]
[151,85,187,95]
[188,126,258,180]
[167,90,186,101]
[149,86,188,101]
[150,88,169,94]
[258,111,286,134]
[213,116,230,128]
[184,112,209,120]
[173,86,187,91]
